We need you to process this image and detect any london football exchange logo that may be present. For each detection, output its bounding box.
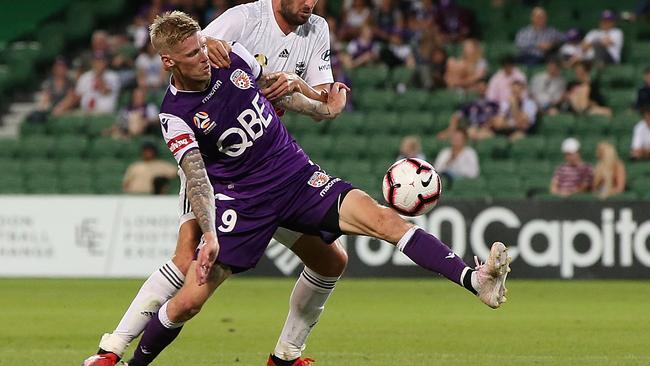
[230,69,252,90]
[192,111,216,133]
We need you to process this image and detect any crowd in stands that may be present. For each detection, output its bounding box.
[22,0,650,198]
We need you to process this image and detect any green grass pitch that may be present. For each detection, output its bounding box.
[1,278,649,366]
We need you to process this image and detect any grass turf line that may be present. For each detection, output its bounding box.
[0,279,648,366]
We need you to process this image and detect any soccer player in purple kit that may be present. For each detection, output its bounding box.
[119,11,511,366]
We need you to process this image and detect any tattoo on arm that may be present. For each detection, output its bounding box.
[274,92,334,119]
[180,149,215,235]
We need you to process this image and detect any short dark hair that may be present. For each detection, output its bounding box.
[141,141,158,156]
[500,55,516,66]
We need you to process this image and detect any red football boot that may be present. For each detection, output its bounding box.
[267,354,315,365]
[82,352,120,366]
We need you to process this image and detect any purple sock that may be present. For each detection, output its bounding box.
[127,312,183,366]
[399,228,473,289]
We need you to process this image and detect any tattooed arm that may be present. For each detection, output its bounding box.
[272,82,349,120]
[179,148,219,285]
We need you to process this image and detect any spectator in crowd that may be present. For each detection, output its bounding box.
[339,0,372,41]
[559,28,586,68]
[74,30,114,76]
[373,0,404,43]
[123,141,178,194]
[563,61,612,117]
[491,80,538,139]
[437,79,499,140]
[110,33,138,88]
[530,58,566,113]
[128,14,150,50]
[486,55,526,104]
[433,0,476,44]
[582,10,624,65]
[414,29,447,89]
[444,38,487,91]
[593,141,626,199]
[380,30,416,69]
[397,135,426,160]
[136,42,167,89]
[107,87,159,138]
[29,57,76,121]
[514,7,564,65]
[631,106,650,159]
[550,137,593,197]
[340,23,380,70]
[74,53,121,115]
[634,66,650,109]
[434,129,480,182]
[153,176,171,195]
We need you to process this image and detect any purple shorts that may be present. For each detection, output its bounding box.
[214,164,353,273]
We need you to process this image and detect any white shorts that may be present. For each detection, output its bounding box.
[177,171,303,248]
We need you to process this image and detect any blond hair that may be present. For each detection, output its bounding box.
[594,141,621,196]
[149,11,201,53]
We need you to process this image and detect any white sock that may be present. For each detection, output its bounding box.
[158,302,185,329]
[274,266,339,361]
[99,260,185,356]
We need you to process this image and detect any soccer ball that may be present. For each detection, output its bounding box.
[382,158,442,216]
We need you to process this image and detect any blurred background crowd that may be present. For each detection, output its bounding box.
[1,0,650,201]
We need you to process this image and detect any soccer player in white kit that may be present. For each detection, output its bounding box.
[83,1,348,366]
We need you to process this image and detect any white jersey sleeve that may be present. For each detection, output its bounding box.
[303,18,334,87]
[231,42,262,80]
[202,6,247,42]
[159,113,199,163]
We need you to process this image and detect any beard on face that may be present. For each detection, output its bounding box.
[280,0,311,26]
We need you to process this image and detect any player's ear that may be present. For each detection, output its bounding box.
[161,54,175,70]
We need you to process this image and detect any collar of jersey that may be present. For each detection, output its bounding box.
[168,74,211,95]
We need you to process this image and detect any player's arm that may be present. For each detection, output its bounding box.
[260,72,328,102]
[271,82,349,120]
[179,149,219,285]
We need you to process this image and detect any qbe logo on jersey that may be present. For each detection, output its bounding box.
[307,171,330,188]
[230,69,252,90]
[193,111,216,134]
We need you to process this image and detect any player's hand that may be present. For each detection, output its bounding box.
[196,232,220,286]
[204,37,231,69]
[261,72,301,101]
[327,82,350,115]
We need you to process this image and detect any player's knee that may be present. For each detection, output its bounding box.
[373,208,409,243]
[171,297,204,322]
[328,244,348,276]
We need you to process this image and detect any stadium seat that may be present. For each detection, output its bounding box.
[510,137,546,160]
[473,137,509,160]
[94,174,123,194]
[59,175,94,194]
[59,159,93,178]
[327,112,365,135]
[48,116,88,136]
[336,159,372,180]
[363,112,400,134]
[296,135,333,160]
[481,160,517,178]
[448,178,489,200]
[0,158,21,176]
[92,158,128,177]
[396,112,435,135]
[606,90,636,112]
[538,114,575,136]
[0,138,20,158]
[389,66,415,87]
[86,115,118,137]
[600,65,637,89]
[23,159,57,179]
[429,90,466,111]
[25,175,59,194]
[331,135,369,159]
[0,175,24,193]
[366,135,400,160]
[393,90,430,112]
[53,136,89,160]
[356,89,395,111]
[20,122,47,137]
[422,138,449,160]
[349,65,389,89]
[87,138,126,159]
[19,136,55,159]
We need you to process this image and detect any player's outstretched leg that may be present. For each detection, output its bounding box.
[338,189,510,308]
[82,222,200,366]
[125,261,231,366]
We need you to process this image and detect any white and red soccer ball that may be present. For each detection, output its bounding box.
[382,158,442,216]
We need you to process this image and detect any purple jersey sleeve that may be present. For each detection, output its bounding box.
[231,42,262,80]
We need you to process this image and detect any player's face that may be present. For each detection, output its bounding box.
[280,0,318,26]
[164,32,211,83]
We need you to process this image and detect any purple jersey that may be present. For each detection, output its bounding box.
[159,43,310,199]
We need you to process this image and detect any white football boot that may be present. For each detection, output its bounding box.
[473,242,511,309]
